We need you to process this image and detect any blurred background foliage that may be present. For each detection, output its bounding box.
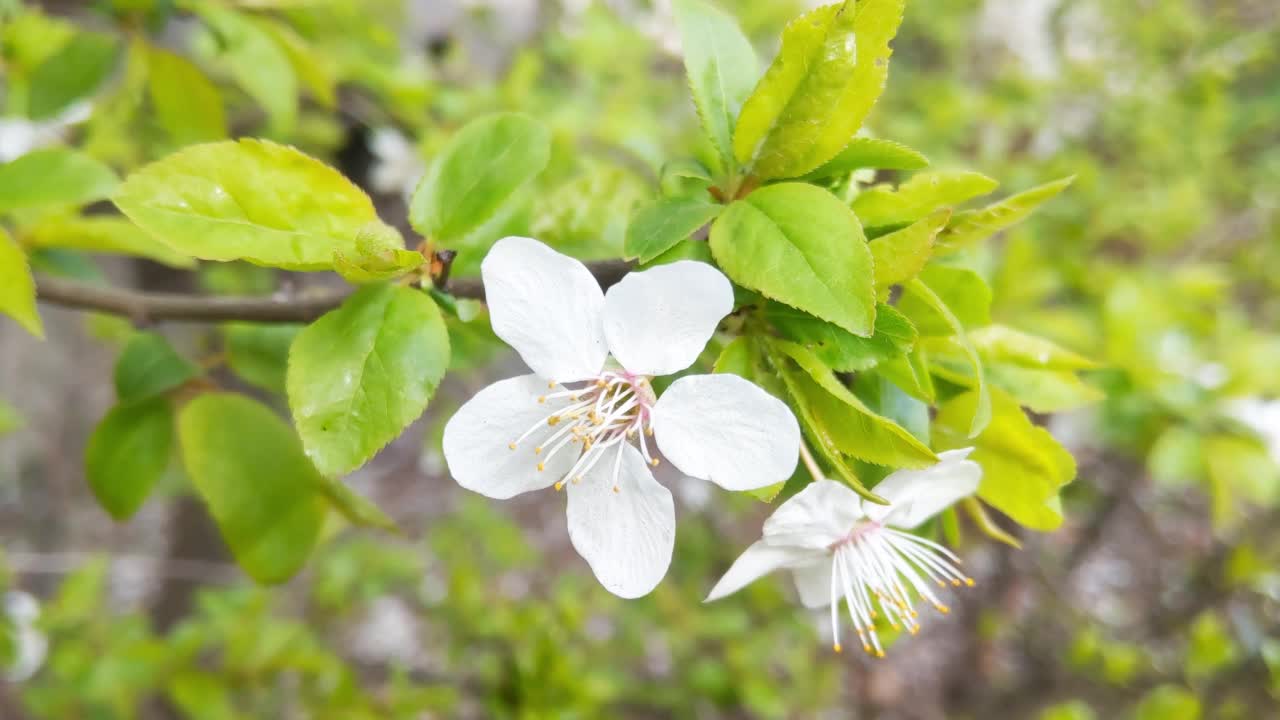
[0,0,1278,717]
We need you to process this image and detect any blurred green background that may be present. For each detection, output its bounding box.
[1,0,1278,717]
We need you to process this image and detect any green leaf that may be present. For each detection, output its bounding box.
[288,285,450,478]
[146,46,227,145]
[712,336,756,378]
[223,323,301,395]
[659,158,713,198]
[253,17,336,109]
[0,230,43,338]
[25,216,196,269]
[0,149,119,214]
[114,332,200,402]
[178,393,327,584]
[85,397,174,520]
[410,113,551,244]
[769,338,937,468]
[624,196,722,263]
[897,265,992,335]
[799,136,929,182]
[711,183,875,336]
[28,31,118,120]
[672,0,758,180]
[767,302,915,372]
[937,177,1073,252]
[641,238,716,268]
[766,346,880,502]
[904,277,991,435]
[733,0,905,180]
[869,208,949,297]
[852,171,998,228]
[114,139,398,270]
[195,4,297,133]
[935,390,1074,531]
[879,348,936,403]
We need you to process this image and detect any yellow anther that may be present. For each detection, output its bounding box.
[570,394,579,401]
[612,485,620,493]
[890,623,900,631]
[936,580,947,588]
[534,446,543,455]
[870,611,878,619]
[596,379,607,387]
[875,649,885,658]
[537,462,546,472]
[573,476,582,484]
[554,481,565,491]
[548,381,556,389]
[548,416,561,426]
[965,578,976,587]
[538,396,548,404]
[645,427,654,437]
[951,579,962,587]
[508,442,517,450]
[909,626,919,635]
[649,458,659,467]
[862,644,872,654]
[936,604,950,614]
[833,643,843,654]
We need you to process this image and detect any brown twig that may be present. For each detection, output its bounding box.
[33,259,632,325]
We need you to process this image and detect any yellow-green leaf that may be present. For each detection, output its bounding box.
[937,176,1074,252]
[146,46,227,145]
[114,139,398,270]
[853,171,998,228]
[733,0,905,180]
[935,390,1074,531]
[869,208,949,298]
[25,216,197,269]
[0,230,43,338]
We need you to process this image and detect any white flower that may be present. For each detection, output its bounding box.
[0,101,92,163]
[705,450,982,656]
[443,237,801,598]
[1225,397,1280,463]
[3,591,48,682]
[367,127,425,202]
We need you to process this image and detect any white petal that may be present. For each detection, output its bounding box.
[704,539,818,602]
[566,443,675,598]
[651,373,800,491]
[763,479,864,549]
[867,448,982,529]
[602,261,733,376]
[482,236,608,381]
[791,561,835,609]
[442,375,579,499]
[5,628,46,682]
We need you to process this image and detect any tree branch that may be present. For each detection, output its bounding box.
[33,259,632,324]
